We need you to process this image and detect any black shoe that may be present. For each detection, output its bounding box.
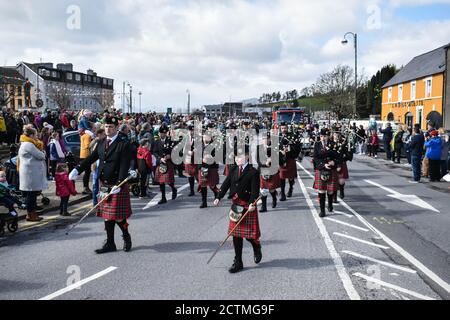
[254,245,262,264]
[188,190,195,197]
[287,188,293,198]
[260,197,267,213]
[271,192,278,208]
[82,188,92,195]
[319,211,326,218]
[95,242,117,254]
[228,259,244,274]
[280,193,287,202]
[172,188,178,200]
[200,202,208,209]
[123,234,132,252]
[158,198,167,205]
[62,212,71,217]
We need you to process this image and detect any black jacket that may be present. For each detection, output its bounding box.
[217,164,260,204]
[409,134,425,157]
[152,137,175,166]
[313,141,340,171]
[77,134,132,186]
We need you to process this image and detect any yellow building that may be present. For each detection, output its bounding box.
[0,67,26,110]
[382,43,449,130]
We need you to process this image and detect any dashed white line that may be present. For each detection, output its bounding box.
[353,273,435,300]
[324,217,369,232]
[297,173,360,300]
[39,266,117,300]
[333,211,354,218]
[341,250,417,274]
[298,162,450,295]
[333,232,390,249]
[143,183,189,210]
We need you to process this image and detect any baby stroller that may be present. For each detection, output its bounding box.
[0,190,22,236]
[3,157,51,208]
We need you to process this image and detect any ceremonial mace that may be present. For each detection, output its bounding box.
[65,171,138,236]
[207,189,270,264]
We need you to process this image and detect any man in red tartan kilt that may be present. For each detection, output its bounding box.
[331,131,352,202]
[312,129,340,218]
[71,116,133,254]
[279,123,302,201]
[214,146,262,274]
[152,124,178,205]
[184,124,199,197]
[258,131,282,212]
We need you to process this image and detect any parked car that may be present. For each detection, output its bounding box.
[62,131,81,162]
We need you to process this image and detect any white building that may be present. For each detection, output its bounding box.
[15,62,114,112]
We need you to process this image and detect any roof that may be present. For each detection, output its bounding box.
[382,43,449,88]
[0,67,25,85]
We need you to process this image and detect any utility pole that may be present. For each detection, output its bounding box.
[139,91,142,113]
[129,85,133,114]
[187,89,190,115]
[122,81,125,112]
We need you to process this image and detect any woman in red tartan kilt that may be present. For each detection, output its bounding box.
[312,129,341,218]
[152,124,178,205]
[73,116,133,254]
[214,148,262,274]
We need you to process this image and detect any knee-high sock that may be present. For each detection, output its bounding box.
[116,219,130,236]
[188,177,195,192]
[160,184,166,199]
[169,183,176,192]
[233,237,243,262]
[280,179,286,195]
[201,187,207,203]
[246,238,261,251]
[105,220,116,244]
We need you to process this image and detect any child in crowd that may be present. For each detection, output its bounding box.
[55,163,77,216]
[137,139,154,198]
[0,171,23,218]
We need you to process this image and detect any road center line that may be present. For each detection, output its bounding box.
[353,273,435,300]
[324,217,369,232]
[333,232,390,249]
[143,183,189,210]
[297,172,360,300]
[298,163,450,295]
[39,266,118,300]
[341,250,417,274]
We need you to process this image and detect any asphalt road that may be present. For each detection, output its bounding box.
[0,157,449,300]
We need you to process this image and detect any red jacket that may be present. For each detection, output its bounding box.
[370,135,379,146]
[55,172,77,197]
[137,147,153,168]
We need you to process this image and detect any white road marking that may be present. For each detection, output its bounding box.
[333,211,354,218]
[324,218,369,232]
[298,163,450,295]
[39,267,117,300]
[143,183,189,210]
[353,273,435,300]
[341,250,417,274]
[365,180,440,213]
[297,173,360,300]
[333,232,390,249]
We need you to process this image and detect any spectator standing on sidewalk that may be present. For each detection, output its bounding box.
[90,128,106,206]
[18,126,48,222]
[380,123,393,160]
[79,128,94,195]
[356,125,367,155]
[368,131,379,158]
[55,163,77,216]
[425,130,443,182]
[391,125,405,164]
[404,128,413,165]
[438,128,449,179]
[409,127,425,183]
[49,131,65,179]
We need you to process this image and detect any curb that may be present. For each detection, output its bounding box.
[17,195,92,222]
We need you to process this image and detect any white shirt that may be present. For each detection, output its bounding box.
[239,162,249,172]
[107,133,119,146]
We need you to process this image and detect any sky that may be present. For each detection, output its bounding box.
[1,0,450,112]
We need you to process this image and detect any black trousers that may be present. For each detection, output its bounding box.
[139,170,148,197]
[83,166,91,189]
[59,196,69,214]
[25,191,39,213]
[429,159,441,181]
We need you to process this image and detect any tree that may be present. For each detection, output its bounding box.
[47,84,73,110]
[366,64,398,116]
[92,90,115,111]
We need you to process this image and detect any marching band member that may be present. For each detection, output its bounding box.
[198,133,220,209]
[70,116,133,254]
[312,129,340,217]
[279,123,301,201]
[332,131,352,202]
[214,145,262,274]
[184,123,198,197]
[153,124,178,205]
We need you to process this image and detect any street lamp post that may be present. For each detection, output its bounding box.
[139,91,142,113]
[342,32,358,120]
[127,83,133,114]
[186,89,190,115]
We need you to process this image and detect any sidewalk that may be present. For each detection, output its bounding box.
[0,178,92,221]
[354,152,450,193]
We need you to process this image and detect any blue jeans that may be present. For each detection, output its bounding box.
[411,155,422,182]
[92,166,100,206]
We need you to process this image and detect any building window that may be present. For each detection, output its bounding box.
[17,86,22,96]
[66,73,73,80]
[398,84,403,102]
[18,99,22,107]
[411,81,416,100]
[75,74,81,81]
[388,87,392,103]
[108,79,113,86]
[52,71,58,78]
[103,78,107,85]
[425,78,432,98]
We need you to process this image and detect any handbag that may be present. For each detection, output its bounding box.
[320,170,331,182]
[229,204,245,223]
[200,167,209,178]
[159,162,168,174]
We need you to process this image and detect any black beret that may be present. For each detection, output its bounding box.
[105,116,119,125]
[320,129,330,136]
[159,125,169,133]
